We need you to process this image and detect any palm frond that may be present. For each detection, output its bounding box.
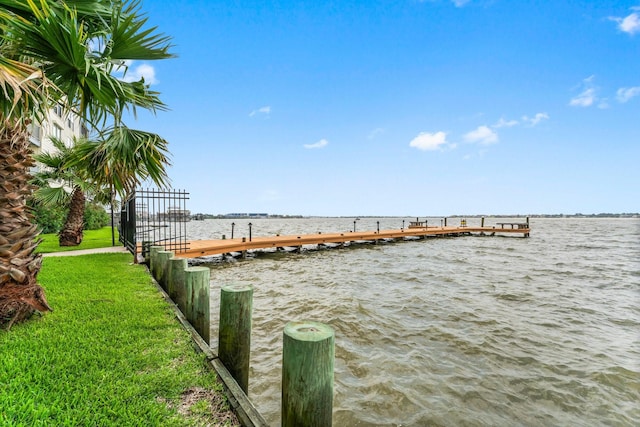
[32,137,72,169]
[33,181,73,207]
[4,0,175,128]
[0,48,54,125]
[71,126,171,198]
[108,0,175,61]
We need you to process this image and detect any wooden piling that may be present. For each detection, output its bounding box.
[149,245,164,278]
[167,258,187,303]
[481,217,485,227]
[218,283,254,394]
[184,266,211,344]
[156,250,174,290]
[282,321,335,427]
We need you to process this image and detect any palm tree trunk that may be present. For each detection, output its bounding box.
[0,122,52,330]
[59,187,86,246]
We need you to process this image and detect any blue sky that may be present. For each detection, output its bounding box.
[126,0,639,216]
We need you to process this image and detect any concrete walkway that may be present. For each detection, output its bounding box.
[42,246,129,257]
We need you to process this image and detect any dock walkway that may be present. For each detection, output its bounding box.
[169,225,530,259]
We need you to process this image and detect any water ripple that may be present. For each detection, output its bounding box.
[198,217,640,426]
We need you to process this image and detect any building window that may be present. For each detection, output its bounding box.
[28,124,42,147]
[67,116,74,131]
[53,124,62,141]
[28,124,41,140]
[53,104,63,117]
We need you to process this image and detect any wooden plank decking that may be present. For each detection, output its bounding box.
[167,225,530,259]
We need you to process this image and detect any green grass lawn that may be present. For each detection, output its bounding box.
[36,226,119,253]
[0,253,239,426]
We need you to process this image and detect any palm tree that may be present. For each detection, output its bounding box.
[0,1,174,329]
[32,137,91,246]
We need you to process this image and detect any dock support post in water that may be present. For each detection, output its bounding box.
[481,217,485,227]
[282,321,335,427]
[184,267,211,344]
[219,284,254,394]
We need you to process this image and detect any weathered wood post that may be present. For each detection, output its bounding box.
[167,258,187,303]
[282,321,335,427]
[184,266,211,344]
[218,284,254,394]
[156,251,174,289]
[149,245,164,278]
[481,217,485,227]
[444,217,447,226]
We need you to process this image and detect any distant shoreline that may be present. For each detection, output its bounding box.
[191,213,639,220]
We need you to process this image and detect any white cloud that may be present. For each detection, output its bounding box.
[409,131,449,151]
[249,106,271,117]
[464,125,498,145]
[304,139,329,149]
[610,8,640,35]
[616,86,640,102]
[493,117,519,128]
[522,112,549,126]
[120,63,158,85]
[569,76,598,107]
[570,88,596,107]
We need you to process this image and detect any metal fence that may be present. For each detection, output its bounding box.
[120,188,190,258]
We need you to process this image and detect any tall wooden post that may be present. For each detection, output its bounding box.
[149,245,164,279]
[481,217,485,227]
[168,258,187,303]
[444,217,447,227]
[156,250,174,290]
[282,321,335,427]
[184,267,211,344]
[218,284,254,394]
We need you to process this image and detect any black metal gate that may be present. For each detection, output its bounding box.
[120,188,190,258]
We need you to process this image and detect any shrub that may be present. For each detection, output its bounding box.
[29,201,111,233]
[29,200,66,234]
[84,202,110,230]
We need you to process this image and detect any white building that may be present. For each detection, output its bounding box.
[28,104,87,170]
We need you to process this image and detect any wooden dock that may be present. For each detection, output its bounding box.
[168,224,530,259]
